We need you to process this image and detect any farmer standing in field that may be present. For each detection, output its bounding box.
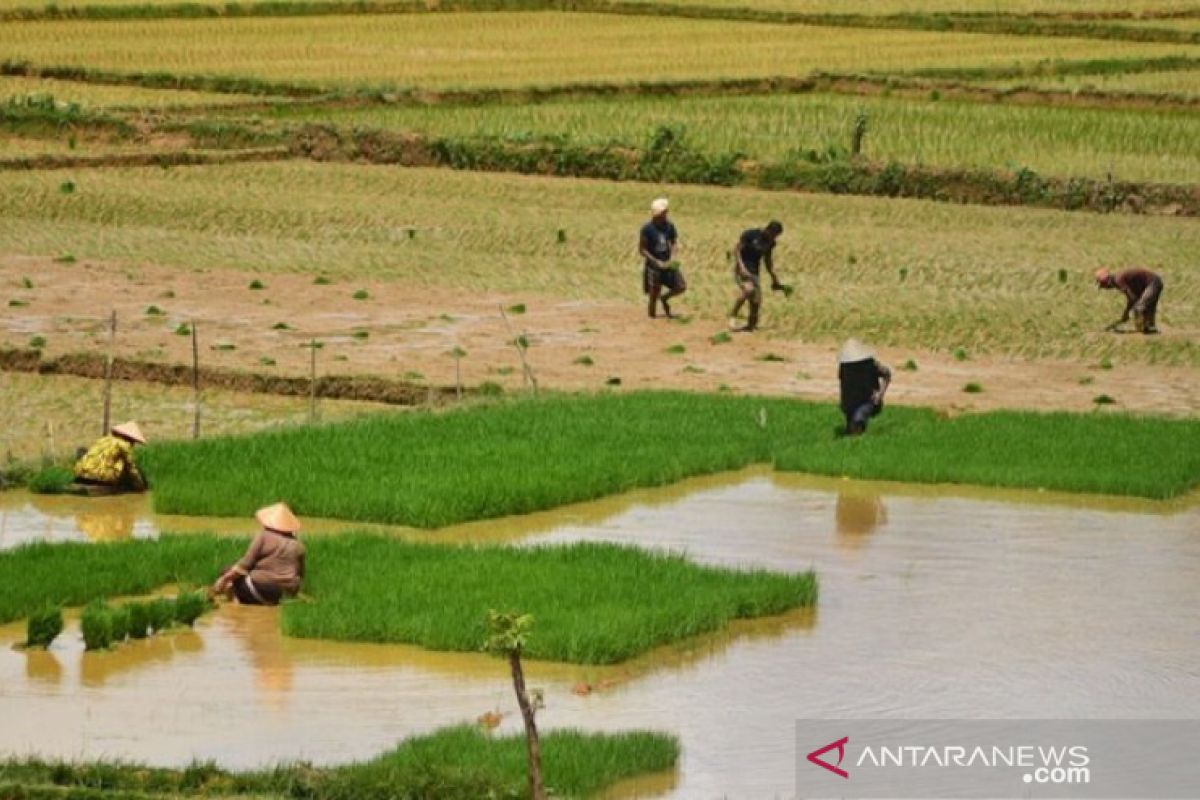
[837,339,892,436]
[639,197,686,318]
[73,421,148,492]
[212,502,306,606]
[1095,267,1164,334]
[729,220,784,332]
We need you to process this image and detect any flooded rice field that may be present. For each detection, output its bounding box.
[1,472,1198,797]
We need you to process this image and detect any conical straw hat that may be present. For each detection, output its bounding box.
[111,421,147,444]
[838,339,875,365]
[255,502,301,534]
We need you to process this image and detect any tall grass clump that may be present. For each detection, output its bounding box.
[24,605,62,649]
[143,393,1200,528]
[282,535,816,664]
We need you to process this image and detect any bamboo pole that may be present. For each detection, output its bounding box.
[309,339,318,424]
[101,310,116,436]
[191,321,201,439]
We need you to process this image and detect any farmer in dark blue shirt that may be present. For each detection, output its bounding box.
[730,220,783,332]
[638,197,687,318]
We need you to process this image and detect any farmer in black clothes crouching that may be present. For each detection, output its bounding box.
[838,339,892,436]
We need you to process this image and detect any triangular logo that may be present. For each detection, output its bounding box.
[807,735,850,779]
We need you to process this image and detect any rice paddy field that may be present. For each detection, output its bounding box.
[269,91,1200,184]
[4,15,1196,91]
[1,162,1195,364]
[988,68,1200,96]
[1,0,1199,796]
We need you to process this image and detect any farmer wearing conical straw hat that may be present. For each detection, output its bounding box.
[1095,266,1164,334]
[639,197,687,319]
[213,503,306,606]
[73,421,148,492]
[837,339,892,436]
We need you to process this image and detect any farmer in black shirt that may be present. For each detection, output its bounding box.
[730,220,783,332]
[638,197,686,318]
[838,339,892,436]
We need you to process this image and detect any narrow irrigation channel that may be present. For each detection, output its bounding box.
[1,471,1198,797]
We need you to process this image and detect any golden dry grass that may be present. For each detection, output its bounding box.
[0,371,392,463]
[3,13,1196,91]
[987,68,1200,96]
[0,76,262,109]
[0,161,1194,365]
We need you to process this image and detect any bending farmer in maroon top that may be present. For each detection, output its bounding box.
[213,502,306,606]
[1095,267,1164,334]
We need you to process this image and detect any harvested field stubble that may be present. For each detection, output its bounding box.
[2,14,1194,91]
[142,393,1200,527]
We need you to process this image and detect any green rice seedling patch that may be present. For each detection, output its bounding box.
[142,392,1200,532]
[284,535,817,663]
[0,533,814,664]
[28,465,73,494]
[665,343,686,355]
[0,725,678,800]
[573,354,594,366]
[23,605,62,649]
[963,381,984,393]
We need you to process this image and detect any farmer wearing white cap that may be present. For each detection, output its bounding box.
[213,502,306,605]
[638,197,687,318]
[73,421,148,492]
[838,340,892,436]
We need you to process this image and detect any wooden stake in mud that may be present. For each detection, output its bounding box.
[309,339,318,424]
[45,421,55,463]
[498,305,538,396]
[101,310,116,436]
[191,321,201,439]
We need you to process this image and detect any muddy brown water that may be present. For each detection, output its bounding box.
[1,473,1198,798]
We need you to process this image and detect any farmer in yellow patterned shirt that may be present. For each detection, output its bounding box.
[74,421,148,492]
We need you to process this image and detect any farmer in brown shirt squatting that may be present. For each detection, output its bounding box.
[1095,267,1164,334]
[213,502,306,606]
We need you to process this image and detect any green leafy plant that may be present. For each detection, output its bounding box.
[259,357,277,367]
[28,336,46,349]
[573,355,594,366]
[145,305,164,316]
[1094,394,1116,405]
[710,332,732,345]
[963,382,984,393]
[902,359,918,371]
[248,280,265,290]
[352,330,370,340]
[313,275,332,285]
[20,277,33,289]
[174,323,191,336]
[272,322,292,330]
[665,344,686,355]
[484,610,545,800]
[352,289,370,300]
[953,348,969,361]
[507,303,527,315]
[605,376,622,386]
[53,254,75,264]
[757,353,786,362]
